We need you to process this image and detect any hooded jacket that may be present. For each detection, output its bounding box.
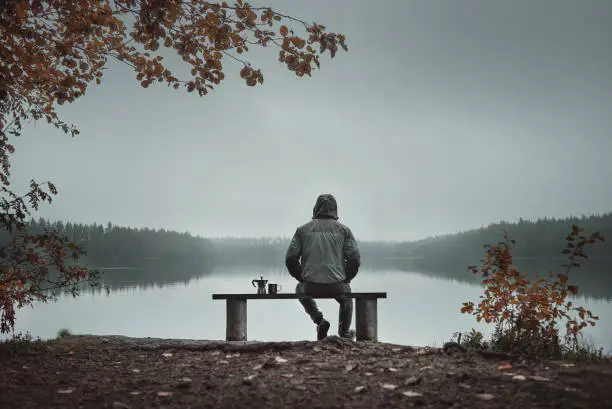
[285,194,361,284]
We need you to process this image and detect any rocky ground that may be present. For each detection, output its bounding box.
[1,335,611,409]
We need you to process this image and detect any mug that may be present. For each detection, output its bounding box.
[268,283,282,294]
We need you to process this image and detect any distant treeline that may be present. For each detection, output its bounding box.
[0,218,216,271]
[1,213,610,293]
[395,213,612,261]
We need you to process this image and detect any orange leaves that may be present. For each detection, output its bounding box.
[1,1,348,149]
[461,228,603,348]
[461,302,474,314]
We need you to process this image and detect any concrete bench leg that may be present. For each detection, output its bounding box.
[226,299,247,341]
[355,298,378,341]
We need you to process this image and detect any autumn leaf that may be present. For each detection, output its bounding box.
[280,25,289,36]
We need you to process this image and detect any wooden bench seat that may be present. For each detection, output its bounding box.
[211,292,387,342]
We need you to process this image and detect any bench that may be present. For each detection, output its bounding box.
[211,292,387,342]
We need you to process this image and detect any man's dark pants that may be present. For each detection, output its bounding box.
[295,281,353,336]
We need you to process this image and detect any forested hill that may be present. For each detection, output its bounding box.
[0,218,216,270]
[394,213,612,260]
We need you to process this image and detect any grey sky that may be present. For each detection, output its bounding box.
[10,0,612,241]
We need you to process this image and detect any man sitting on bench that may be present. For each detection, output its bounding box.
[285,193,361,340]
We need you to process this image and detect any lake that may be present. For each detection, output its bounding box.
[10,264,612,353]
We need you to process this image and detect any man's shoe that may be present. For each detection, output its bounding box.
[339,329,356,340]
[317,319,330,340]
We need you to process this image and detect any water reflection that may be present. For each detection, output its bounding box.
[90,257,612,301]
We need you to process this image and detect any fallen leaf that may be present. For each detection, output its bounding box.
[476,393,495,401]
[381,383,398,390]
[498,363,513,370]
[354,386,367,393]
[275,356,288,363]
[57,388,74,394]
[67,351,74,356]
[161,353,173,358]
[402,390,423,397]
[512,375,527,381]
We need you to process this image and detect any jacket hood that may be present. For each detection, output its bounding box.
[312,194,339,220]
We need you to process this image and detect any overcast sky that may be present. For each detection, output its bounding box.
[10,0,612,241]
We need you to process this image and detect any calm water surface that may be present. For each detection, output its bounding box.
[11,267,612,352]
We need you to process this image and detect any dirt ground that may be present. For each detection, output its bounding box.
[1,335,611,409]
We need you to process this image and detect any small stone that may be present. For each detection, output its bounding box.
[381,383,398,390]
[416,348,427,355]
[57,388,74,394]
[564,386,578,392]
[512,375,527,381]
[67,351,74,356]
[209,351,221,356]
[402,390,423,397]
[21,365,29,370]
[528,375,550,382]
[253,364,263,370]
[498,363,512,370]
[561,363,575,368]
[243,374,257,385]
[281,373,294,378]
[392,347,402,352]
[354,386,367,393]
[112,402,131,409]
[226,353,240,358]
[218,359,229,364]
[275,356,288,363]
[404,376,422,386]
[420,366,433,370]
[131,369,140,373]
[345,363,358,371]
[364,372,374,376]
[458,383,471,389]
[161,352,173,358]
[476,393,495,401]
[129,391,141,396]
[388,367,398,372]
[177,377,192,388]
[313,346,322,352]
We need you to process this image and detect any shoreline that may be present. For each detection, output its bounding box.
[2,334,611,408]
